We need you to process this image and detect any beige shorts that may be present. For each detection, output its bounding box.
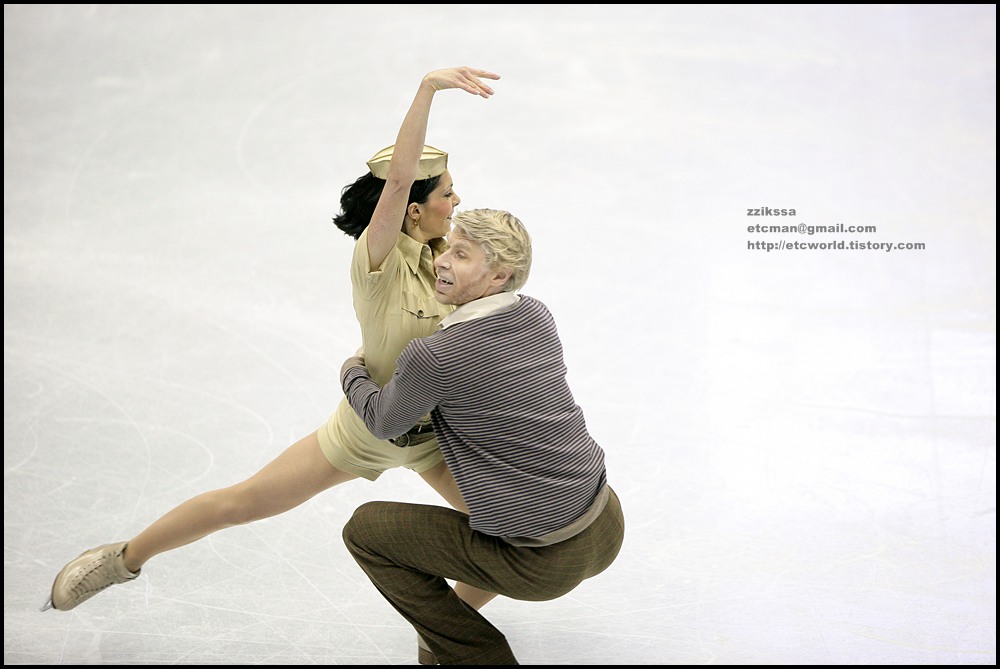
[318,399,443,481]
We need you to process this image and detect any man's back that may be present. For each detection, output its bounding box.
[400,295,607,538]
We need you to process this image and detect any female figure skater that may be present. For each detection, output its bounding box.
[45,67,502,635]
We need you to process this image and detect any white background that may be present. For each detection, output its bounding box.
[4,4,995,665]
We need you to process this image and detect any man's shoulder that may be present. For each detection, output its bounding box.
[516,294,544,310]
[512,295,555,323]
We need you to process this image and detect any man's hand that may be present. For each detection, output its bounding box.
[340,348,367,385]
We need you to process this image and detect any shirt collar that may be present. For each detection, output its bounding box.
[398,232,447,275]
[438,291,521,330]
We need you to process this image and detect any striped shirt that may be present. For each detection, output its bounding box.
[342,295,607,539]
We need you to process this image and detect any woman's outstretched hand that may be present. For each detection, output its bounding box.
[423,66,500,99]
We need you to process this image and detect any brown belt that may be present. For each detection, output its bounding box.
[389,420,436,447]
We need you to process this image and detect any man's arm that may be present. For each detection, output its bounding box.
[340,344,440,441]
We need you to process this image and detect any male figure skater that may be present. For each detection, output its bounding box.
[340,208,625,665]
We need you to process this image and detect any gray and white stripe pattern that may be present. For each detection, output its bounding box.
[342,295,607,539]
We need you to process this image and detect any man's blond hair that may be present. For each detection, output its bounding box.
[451,208,532,292]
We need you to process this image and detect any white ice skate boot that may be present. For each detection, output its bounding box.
[42,541,140,611]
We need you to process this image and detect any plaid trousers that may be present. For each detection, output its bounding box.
[342,488,625,665]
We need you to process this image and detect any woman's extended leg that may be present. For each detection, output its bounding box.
[48,431,356,610]
[123,431,356,570]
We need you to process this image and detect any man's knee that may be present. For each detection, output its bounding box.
[342,500,390,553]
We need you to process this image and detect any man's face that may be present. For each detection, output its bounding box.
[433,230,508,306]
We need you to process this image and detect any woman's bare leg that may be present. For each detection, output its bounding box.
[122,431,355,572]
[419,460,499,610]
[419,460,469,513]
[452,581,499,609]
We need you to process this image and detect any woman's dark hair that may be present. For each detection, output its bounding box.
[332,172,441,240]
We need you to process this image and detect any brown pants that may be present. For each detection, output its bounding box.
[342,488,625,665]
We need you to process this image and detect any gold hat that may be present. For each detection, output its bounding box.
[366,144,448,180]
